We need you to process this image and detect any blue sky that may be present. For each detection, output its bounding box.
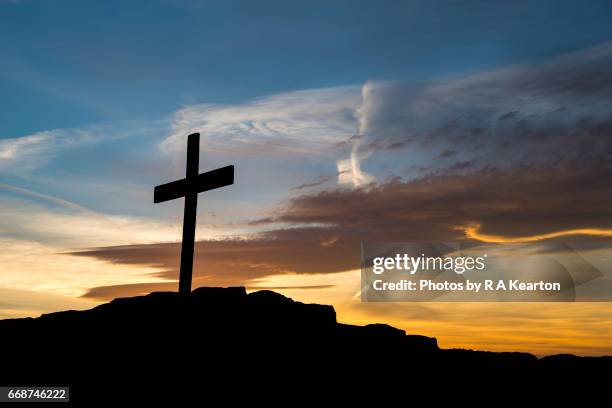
[3,0,612,137]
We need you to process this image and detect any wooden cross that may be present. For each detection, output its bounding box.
[154,133,234,294]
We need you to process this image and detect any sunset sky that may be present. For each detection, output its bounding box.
[2,0,612,356]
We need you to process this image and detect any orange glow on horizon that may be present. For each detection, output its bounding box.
[464,225,612,243]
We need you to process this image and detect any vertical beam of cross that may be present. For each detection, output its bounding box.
[179,133,200,294]
[154,133,234,294]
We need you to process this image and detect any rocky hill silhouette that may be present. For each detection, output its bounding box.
[1,287,610,402]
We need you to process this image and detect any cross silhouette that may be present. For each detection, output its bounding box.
[154,133,234,294]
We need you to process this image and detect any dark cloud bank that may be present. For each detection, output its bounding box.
[74,42,612,300]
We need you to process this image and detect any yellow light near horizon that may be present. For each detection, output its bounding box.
[251,270,612,357]
[465,224,612,243]
[0,238,170,298]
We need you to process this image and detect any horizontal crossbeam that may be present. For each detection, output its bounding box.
[154,165,234,203]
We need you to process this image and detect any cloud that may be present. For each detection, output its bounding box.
[79,282,177,301]
[291,175,333,191]
[436,149,457,159]
[160,86,361,159]
[74,160,612,300]
[0,195,187,248]
[276,163,612,240]
[0,119,168,174]
[0,125,128,174]
[0,131,59,172]
[73,226,360,299]
[337,81,377,187]
[0,183,96,215]
[337,42,612,182]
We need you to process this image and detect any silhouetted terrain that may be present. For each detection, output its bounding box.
[1,287,609,402]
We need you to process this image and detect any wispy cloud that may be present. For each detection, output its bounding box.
[0,120,167,174]
[161,86,361,158]
[0,131,61,172]
[291,175,333,191]
[0,182,96,215]
[0,193,236,249]
[337,81,377,187]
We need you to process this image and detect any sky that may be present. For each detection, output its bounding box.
[2,0,612,356]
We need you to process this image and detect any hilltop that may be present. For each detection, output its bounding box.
[1,287,609,401]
